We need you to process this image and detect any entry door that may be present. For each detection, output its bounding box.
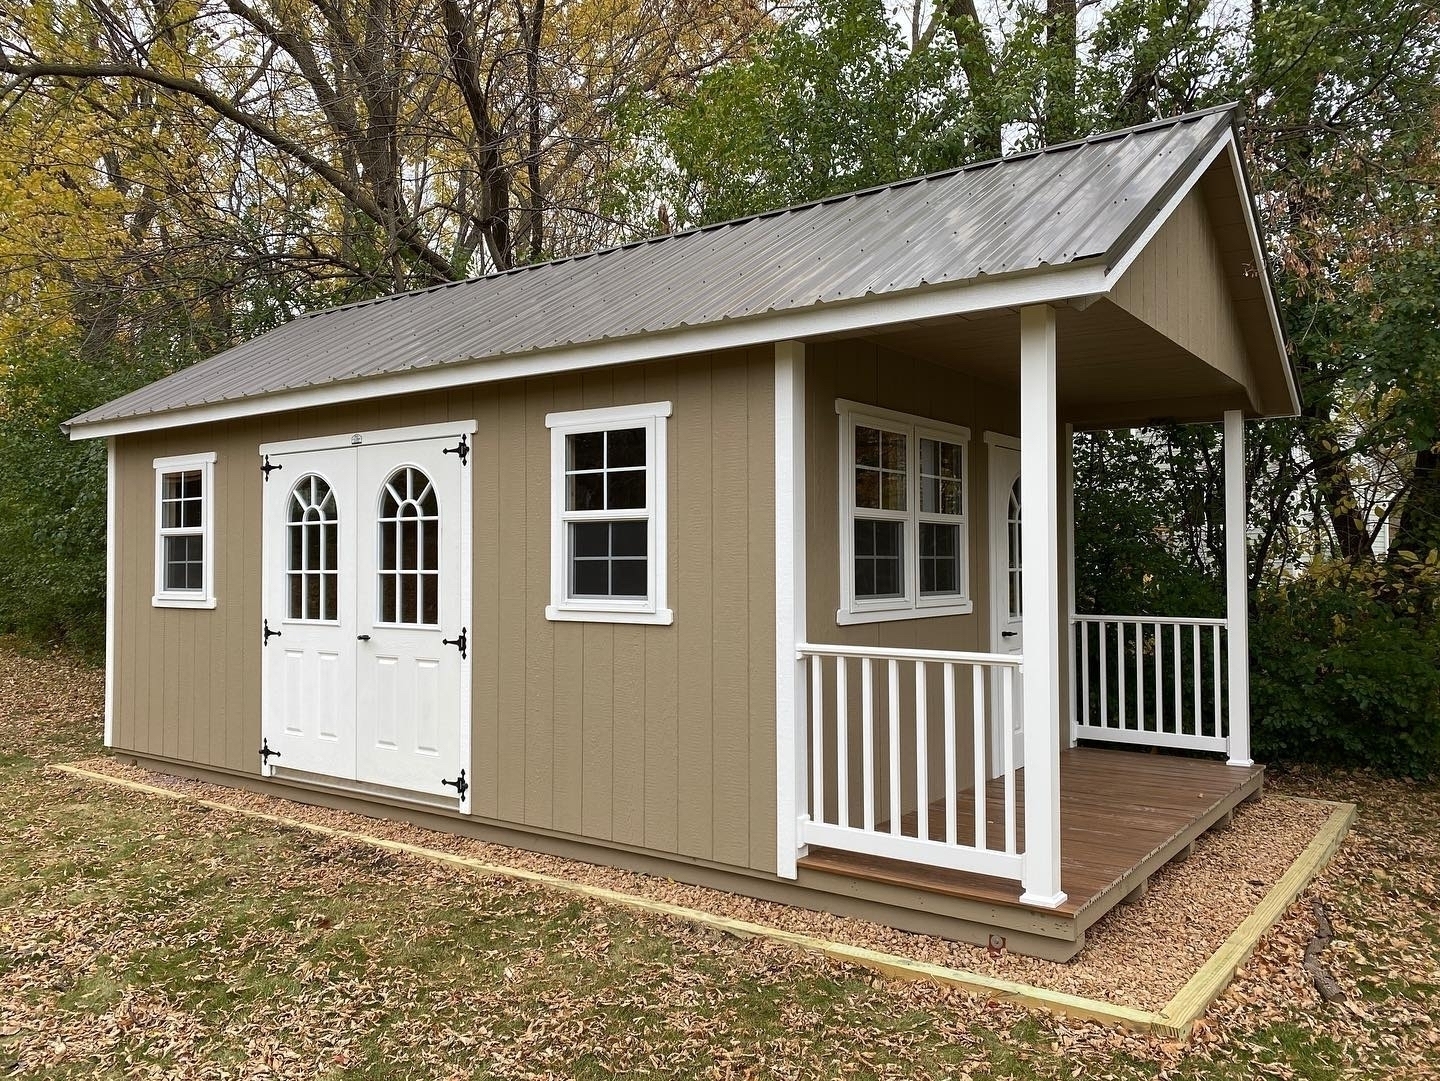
[262,448,358,779]
[260,423,473,805]
[354,440,465,799]
[988,442,1024,775]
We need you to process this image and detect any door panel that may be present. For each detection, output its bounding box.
[262,448,357,779]
[988,444,1024,776]
[354,440,465,798]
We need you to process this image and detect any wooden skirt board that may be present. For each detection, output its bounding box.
[799,747,1266,925]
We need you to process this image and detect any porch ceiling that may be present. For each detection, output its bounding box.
[843,301,1252,429]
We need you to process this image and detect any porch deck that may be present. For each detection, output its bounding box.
[798,747,1263,935]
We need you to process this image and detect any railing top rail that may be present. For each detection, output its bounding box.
[796,642,1022,667]
[1071,614,1227,627]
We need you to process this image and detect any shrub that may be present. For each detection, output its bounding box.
[1250,557,1440,778]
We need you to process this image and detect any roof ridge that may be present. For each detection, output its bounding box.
[302,104,1240,323]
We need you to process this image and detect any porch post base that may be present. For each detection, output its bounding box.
[1226,756,1254,768]
[1019,890,1069,910]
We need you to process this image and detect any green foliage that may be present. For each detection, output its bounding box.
[0,346,167,658]
[1251,558,1440,777]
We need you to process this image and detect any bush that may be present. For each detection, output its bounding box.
[1251,557,1440,778]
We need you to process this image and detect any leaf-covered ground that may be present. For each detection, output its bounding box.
[1,642,1436,1079]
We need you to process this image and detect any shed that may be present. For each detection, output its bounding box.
[67,104,1297,959]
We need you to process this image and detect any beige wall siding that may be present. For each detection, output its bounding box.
[1110,190,1252,397]
[111,348,778,874]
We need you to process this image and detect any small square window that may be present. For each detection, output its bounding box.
[153,453,216,609]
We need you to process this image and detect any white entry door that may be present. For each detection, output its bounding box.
[354,441,465,799]
[262,448,358,779]
[988,440,1024,776]
[260,423,474,807]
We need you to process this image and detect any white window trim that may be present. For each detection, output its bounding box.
[152,451,217,609]
[545,401,673,626]
[836,400,971,626]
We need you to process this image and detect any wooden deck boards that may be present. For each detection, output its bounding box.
[799,747,1264,920]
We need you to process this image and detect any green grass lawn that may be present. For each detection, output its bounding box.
[1,643,1436,1079]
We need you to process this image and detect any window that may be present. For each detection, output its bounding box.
[287,474,339,622]
[153,452,216,608]
[376,466,440,626]
[837,401,970,624]
[546,401,672,625]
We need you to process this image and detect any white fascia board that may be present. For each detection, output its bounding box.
[67,263,1109,442]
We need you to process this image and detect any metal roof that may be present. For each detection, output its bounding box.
[69,107,1238,431]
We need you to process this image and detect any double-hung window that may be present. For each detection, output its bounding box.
[153,452,217,609]
[546,402,672,625]
[837,401,969,624]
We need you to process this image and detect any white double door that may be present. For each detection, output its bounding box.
[260,424,473,805]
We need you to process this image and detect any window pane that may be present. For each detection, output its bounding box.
[881,430,906,472]
[400,520,418,571]
[854,519,875,556]
[422,520,438,572]
[572,558,609,597]
[181,471,202,500]
[421,573,439,626]
[855,467,880,510]
[568,431,604,471]
[322,573,337,621]
[920,523,960,596]
[380,486,400,518]
[400,573,418,625]
[611,521,647,557]
[305,519,321,571]
[324,524,338,572]
[881,471,906,511]
[568,472,604,511]
[289,573,303,618]
[571,521,609,557]
[380,520,396,570]
[289,523,303,571]
[607,470,645,510]
[873,554,902,597]
[855,426,880,468]
[872,520,902,556]
[305,573,321,620]
[611,558,647,596]
[418,482,437,518]
[853,521,903,600]
[380,574,397,623]
[606,427,645,468]
[163,473,186,502]
[181,496,202,529]
[855,558,875,597]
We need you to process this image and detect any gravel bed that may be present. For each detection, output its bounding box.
[80,755,1333,1012]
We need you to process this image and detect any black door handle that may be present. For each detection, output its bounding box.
[357,634,371,641]
[1001,631,1018,638]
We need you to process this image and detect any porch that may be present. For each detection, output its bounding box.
[798,746,1263,956]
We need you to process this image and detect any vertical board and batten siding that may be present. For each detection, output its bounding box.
[110,348,778,875]
[804,339,1021,827]
[1109,188,1252,399]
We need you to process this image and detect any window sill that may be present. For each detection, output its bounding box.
[546,604,674,626]
[836,600,973,626]
[152,595,217,610]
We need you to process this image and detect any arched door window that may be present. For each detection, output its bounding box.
[288,475,339,620]
[1007,477,1022,620]
[377,466,439,626]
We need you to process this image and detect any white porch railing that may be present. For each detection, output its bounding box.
[1072,616,1229,754]
[796,643,1024,884]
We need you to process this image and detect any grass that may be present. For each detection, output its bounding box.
[1,643,1437,1079]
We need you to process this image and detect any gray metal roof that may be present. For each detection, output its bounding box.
[69,106,1237,431]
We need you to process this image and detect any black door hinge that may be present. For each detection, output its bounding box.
[261,455,283,481]
[442,433,470,466]
[263,619,282,646]
[442,627,468,659]
[259,738,281,766]
[441,768,469,800]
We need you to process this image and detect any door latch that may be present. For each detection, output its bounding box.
[259,738,281,766]
[441,769,469,800]
[263,619,282,646]
[442,627,468,659]
[1001,631,1018,638]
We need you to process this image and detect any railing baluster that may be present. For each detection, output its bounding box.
[810,654,824,825]
[1100,621,1109,729]
[888,659,901,837]
[943,662,957,846]
[972,664,986,851]
[861,657,874,831]
[1133,623,1144,731]
[836,657,849,828]
[1212,624,1223,739]
[1171,622,1182,735]
[915,662,928,842]
[1080,620,1090,730]
[1192,624,1203,736]
[1154,621,1164,733]
[1003,666,1017,856]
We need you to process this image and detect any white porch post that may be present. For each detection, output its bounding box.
[1064,422,1078,749]
[1223,409,1253,767]
[1019,305,1066,908]
[775,340,808,878]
